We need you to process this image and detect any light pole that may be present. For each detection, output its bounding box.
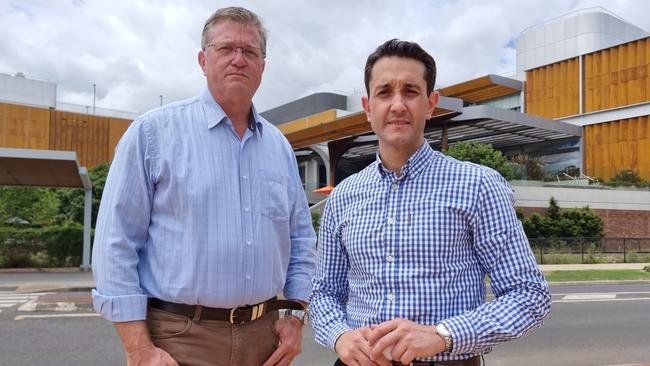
[92,83,96,115]
[160,95,163,107]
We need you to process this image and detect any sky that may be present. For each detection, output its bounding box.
[2,0,650,115]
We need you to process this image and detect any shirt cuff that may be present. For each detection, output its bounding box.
[92,289,148,322]
[327,321,353,350]
[283,278,313,304]
[441,316,477,354]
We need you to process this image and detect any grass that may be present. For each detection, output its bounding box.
[534,253,650,265]
[543,269,650,282]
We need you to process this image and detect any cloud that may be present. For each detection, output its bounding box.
[1,0,649,115]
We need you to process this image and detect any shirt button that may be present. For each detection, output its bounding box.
[386,255,394,262]
[246,275,251,280]
[391,183,398,191]
[246,240,252,246]
[387,293,395,301]
[244,207,250,212]
[242,175,248,180]
[387,217,395,225]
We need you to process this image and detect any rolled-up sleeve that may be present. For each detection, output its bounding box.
[91,116,157,322]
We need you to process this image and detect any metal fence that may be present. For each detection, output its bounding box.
[528,237,650,264]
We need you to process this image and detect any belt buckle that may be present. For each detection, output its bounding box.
[229,307,245,325]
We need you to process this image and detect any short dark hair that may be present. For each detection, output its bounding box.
[364,39,436,96]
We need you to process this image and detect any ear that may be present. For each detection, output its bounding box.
[427,90,440,119]
[361,95,371,123]
[198,50,207,76]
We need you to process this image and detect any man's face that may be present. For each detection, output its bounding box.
[362,56,439,155]
[198,19,265,103]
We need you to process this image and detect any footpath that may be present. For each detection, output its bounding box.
[0,263,648,293]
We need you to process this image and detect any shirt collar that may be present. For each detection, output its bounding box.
[200,88,264,137]
[375,140,434,180]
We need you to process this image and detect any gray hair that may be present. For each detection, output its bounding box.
[201,7,267,57]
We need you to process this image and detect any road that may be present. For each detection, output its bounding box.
[0,284,648,366]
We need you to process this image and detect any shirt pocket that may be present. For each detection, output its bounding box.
[258,170,290,222]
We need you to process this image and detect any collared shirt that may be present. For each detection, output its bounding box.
[310,142,550,361]
[92,89,316,322]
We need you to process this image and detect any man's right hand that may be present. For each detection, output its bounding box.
[114,320,178,366]
[125,344,178,366]
[335,328,391,366]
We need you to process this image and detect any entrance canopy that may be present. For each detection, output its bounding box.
[341,105,582,158]
[0,148,93,270]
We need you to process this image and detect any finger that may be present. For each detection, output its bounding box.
[369,332,401,362]
[273,351,294,366]
[368,320,400,345]
[388,341,408,363]
[398,348,417,366]
[262,347,287,366]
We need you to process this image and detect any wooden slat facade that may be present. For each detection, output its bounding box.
[584,38,650,112]
[49,110,111,168]
[584,115,650,180]
[108,118,132,161]
[0,102,50,149]
[0,101,132,168]
[525,57,580,119]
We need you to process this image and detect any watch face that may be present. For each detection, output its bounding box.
[287,310,306,321]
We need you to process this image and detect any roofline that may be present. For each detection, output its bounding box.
[452,105,582,137]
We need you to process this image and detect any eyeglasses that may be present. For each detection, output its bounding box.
[205,42,265,61]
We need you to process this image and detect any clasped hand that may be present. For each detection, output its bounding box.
[335,318,446,366]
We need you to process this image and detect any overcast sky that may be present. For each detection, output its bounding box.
[2,0,649,115]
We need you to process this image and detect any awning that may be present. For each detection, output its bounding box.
[342,105,582,158]
[439,74,522,103]
[0,148,93,270]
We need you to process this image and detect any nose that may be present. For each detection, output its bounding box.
[390,94,407,114]
[231,48,247,66]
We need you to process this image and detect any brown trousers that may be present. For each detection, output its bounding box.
[146,307,279,366]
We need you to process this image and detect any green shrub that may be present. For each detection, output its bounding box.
[644,265,650,273]
[444,142,515,180]
[0,227,43,267]
[0,225,90,268]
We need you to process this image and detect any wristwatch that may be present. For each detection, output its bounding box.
[435,323,453,352]
[285,309,308,324]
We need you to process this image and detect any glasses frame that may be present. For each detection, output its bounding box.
[204,42,266,61]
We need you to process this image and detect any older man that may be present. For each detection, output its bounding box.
[92,7,315,366]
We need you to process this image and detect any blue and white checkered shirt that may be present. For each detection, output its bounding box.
[92,89,316,322]
[310,142,550,361]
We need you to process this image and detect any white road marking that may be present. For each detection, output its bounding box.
[0,292,50,310]
[17,300,38,312]
[15,313,100,320]
[554,297,650,303]
[562,294,616,300]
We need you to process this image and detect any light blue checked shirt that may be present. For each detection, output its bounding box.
[310,142,550,361]
[92,89,316,322]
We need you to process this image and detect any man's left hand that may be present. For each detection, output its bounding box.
[262,315,303,366]
[367,318,445,365]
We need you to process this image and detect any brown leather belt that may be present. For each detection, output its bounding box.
[391,355,481,366]
[148,297,304,324]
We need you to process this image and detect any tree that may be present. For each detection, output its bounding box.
[0,187,60,225]
[444,142,515,180]
[55,162,110,228]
